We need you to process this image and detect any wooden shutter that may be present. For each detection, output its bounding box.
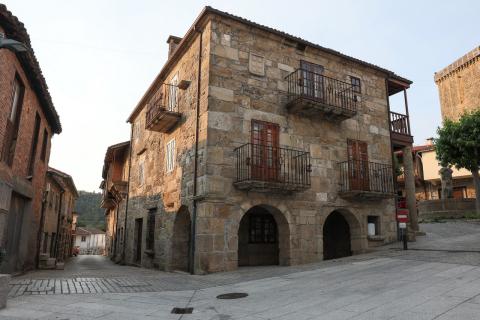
[251,120,280,181]
[347,139,369,191]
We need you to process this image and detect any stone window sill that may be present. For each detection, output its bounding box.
[367,235,385,241]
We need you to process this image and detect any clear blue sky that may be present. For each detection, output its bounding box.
[4,0,479,191]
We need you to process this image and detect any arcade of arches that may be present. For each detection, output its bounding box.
[237,205,363,267]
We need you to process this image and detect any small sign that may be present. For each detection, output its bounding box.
[396,209,409,223]
[399,222,407,229]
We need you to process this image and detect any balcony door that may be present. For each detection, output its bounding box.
[347,139,369,191]
[251,120,280,182]
[300,61,324,100]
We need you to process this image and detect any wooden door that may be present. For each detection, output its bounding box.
[134,218,143,263]
[347,139,369,191]
[251,120,280,182]
[300,61,324,100]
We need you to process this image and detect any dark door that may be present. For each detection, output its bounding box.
[251,120,280,182]
[300,60,324,100]
[323,211,351,260]
[4,193,26,273]
[347,139,369,191]
[134,218,143,264]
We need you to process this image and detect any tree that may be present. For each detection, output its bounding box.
[435,110,480,214]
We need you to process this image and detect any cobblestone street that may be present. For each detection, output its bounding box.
[2,221,480,319]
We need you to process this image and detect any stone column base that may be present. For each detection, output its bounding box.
[0,274,10,309]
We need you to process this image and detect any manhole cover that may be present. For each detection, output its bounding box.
[171,307,193,314]
[216,292,249,299]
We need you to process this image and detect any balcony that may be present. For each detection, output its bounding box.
[234,143,311,193]
[390,111,413,146]
[338,160,394,199]
[145,84,181,133]
[285,69,358,120]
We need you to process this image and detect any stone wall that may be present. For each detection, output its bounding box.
[435,46,480,121]
[418,199,476,220]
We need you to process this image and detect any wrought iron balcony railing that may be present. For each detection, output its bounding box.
[145,83,181,133]
[285,69,358,120]
[338,160,394,198]
[234,143,311,192]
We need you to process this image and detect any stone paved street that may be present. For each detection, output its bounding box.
[2,221,480,319]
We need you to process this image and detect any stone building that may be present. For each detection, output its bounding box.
[100,141,129,262]
[432,46,479,199]
[434,46,480,121]
[74,227,105,255]
[39,167,78,268]
[122,7,416,274]
[0,4,62,273]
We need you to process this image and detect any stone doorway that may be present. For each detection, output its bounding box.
[323,211,352,260]
[171,206,191,272]
[238,205,289,267]
[3,193,27,273]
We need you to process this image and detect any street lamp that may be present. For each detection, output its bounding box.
[0,34,28,52]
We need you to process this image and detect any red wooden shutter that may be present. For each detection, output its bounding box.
[251,120,280,181]
[347,140,369,191]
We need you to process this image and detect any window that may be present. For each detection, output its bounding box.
[81,236,86,242]
[350,76,361,93]
[40,129,48,161]
[367,216,380,236]
[138,161,144,185]
[251,120,280,181]
[249,214,277,243]
[27,113,41,176]
[146,209,156,251]
[166,139,176,172]
[2,76,25,166]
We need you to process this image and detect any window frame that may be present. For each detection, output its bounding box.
[166,139,176,173]
[350,76,361,94]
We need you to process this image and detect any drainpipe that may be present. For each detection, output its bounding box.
[122,124,134,264]
[54,190,64,259]
[190,25,203,275]
[36,190,48,268]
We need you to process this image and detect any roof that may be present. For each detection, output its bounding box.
[75,227,105,236]
[434,46,480,83]
[102,141,130,179]
[395,144,435,157]
[47,167,78,198]
[0,4,61,133]
[127,6,413,122]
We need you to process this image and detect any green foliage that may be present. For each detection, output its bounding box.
[435,110,480,172]
[393,153,404,177]
[75,191,105,229]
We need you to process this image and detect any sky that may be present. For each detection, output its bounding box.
[4,0,479,191]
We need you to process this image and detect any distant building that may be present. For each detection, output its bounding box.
[39,168,78,268]
[434,46,480,121]
[74,227,105,255]
[99,141,129,262]
[0,4,62,274]
[433,46,479,199]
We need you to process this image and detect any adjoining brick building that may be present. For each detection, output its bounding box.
[39,168,78,269]
[0,4,62,273]
[100,142,129,262]
[114,7,416,274]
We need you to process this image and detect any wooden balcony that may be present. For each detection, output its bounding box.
[145,84,181,133]
[285,69,358,120]
[234,143,311,193]
[390,111,413,146]
[338,160,394,200]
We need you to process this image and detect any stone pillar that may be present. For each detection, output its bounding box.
[402,145,418,239]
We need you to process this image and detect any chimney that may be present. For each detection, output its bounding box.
[426,137,434,145]
[167,35,182,58]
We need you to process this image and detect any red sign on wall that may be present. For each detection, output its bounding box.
[396,209,409,223]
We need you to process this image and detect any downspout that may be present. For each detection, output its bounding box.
[190,25,203,274]
[36,190,48,268]
[54,190,64,259]
[122,124,134,264]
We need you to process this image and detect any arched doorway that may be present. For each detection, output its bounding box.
[238,205,289,267]
[323,211,352,260]
[171,206,191,272]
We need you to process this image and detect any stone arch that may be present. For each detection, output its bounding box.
[171,205,191,272]
[322,209,363,260]
[237,204,291,267]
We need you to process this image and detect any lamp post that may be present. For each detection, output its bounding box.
[0,34,28,52]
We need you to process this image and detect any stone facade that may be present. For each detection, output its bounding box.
[122,7,413,274]
[100,142,130,262]
[0,5,61,273]
[434,46,480,121]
